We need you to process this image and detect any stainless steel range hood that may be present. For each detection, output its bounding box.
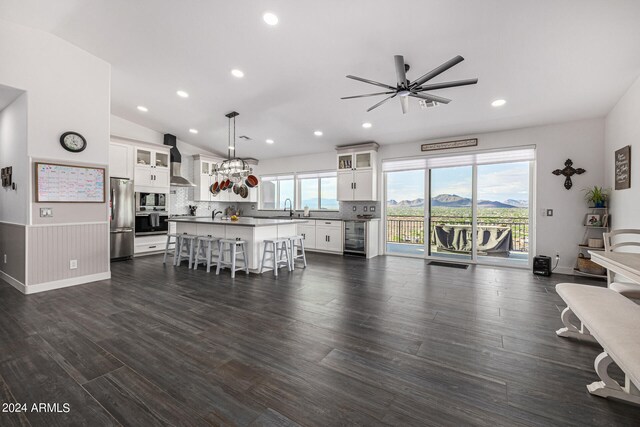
[164,134,195,187]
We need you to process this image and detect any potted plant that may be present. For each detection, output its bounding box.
[583,186,609,208]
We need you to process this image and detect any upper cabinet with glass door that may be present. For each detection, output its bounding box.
[134,146,170,190]
[336,142,379,201]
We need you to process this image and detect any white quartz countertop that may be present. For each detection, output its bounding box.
[168,217,309,227]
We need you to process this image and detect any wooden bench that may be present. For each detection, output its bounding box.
[555,283,640,405]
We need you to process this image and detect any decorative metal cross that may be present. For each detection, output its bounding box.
[552,159,585,190]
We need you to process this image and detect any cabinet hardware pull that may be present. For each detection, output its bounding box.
[149,245,157,248]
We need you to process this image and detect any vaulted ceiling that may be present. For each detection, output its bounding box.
[2,0,640,159]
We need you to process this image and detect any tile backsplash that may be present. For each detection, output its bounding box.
[170,154,381,219]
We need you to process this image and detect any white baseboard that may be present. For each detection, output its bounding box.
[557,266,576,275]
[0,270,26,293]
[25,271,111,294]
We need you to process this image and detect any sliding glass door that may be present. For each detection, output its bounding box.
[384,148,534,267]
[386,170,425,256]
[428,166,473,261]
[476,162,530,265]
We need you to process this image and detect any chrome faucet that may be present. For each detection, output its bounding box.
[284,198,293,218]
[212,210,223,219]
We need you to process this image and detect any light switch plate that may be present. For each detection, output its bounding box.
[363,206,368,212]
[546,209,554,217]
[352,206,357,211]
[40,208,53,217]
[69,259,78,270]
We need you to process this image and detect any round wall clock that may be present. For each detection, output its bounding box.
[60,131,87,153]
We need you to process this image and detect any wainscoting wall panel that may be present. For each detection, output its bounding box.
[27,222,109,285]
[0,221,26,284]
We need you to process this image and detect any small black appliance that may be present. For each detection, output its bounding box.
[533,255,552,276]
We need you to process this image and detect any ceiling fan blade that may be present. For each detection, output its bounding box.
[400,96,409,114]
[414,78,478,92]
[410,55,465,88]
[409,92,451,104]
[394,55,408,88]
[346,75,395,90]
[366,93,397,112]
[341,91,396,100]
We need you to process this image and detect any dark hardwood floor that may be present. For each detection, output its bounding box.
[1,253,640,426]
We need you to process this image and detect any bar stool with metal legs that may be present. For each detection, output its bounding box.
[175,233,198,268]
[216,239,249,278]
[260,238,292,276]
[288,235,307,270]
[163,232,181,265]
[193,235,220,272]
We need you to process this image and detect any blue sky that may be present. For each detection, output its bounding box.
[386,162,530,202]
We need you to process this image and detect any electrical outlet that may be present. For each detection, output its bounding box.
[40,208,53,217]
[370,206,376,212]
[555,251,560,258]
[546,209,554,217]
[69,259,78,270]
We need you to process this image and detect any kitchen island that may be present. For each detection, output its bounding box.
[168,217,308,273]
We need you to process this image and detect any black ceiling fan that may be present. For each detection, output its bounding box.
[342,55,478,114]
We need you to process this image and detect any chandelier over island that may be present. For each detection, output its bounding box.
[209,111,259,199]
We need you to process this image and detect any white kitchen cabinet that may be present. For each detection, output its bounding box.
[109,142,133,179]
[316,225,343,252]
[135,147,170,191]
[134,235,167,255]
[298,222,317,250]
[336,144,378,201]
[296,219,342,253]
[194,156,221,202]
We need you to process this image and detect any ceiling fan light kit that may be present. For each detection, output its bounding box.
[342,54,478,114]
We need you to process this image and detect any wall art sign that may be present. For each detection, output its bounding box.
[421,138,478,152]
[614,145,631,190]
[1,167,12,187]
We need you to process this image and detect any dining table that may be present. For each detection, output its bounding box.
[588,251,640,284]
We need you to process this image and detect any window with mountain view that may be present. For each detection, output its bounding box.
[297,172,338,210]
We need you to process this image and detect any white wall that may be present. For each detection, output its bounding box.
[605,75,640,229]
[111,114,219,157]
[0,20,112,291]
[257,118,606,273]
[0,92,28,224]
[257,151,336,175]
[0,19,111,167]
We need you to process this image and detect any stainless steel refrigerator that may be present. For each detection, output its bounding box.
[110,177,134,260]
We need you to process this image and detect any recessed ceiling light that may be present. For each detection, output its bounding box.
[266,139,274,144]
[189,128,198,134]
[231,69,244,78]
[314,130,323,136]
[263,12,279,26]
[491,99,506,107]
[177,90,189,98]
[362,122,372,129]
[137,105,148,112]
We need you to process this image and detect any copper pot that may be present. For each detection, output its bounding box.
[245,175,259,188]
[233,183,240,194]
[210,182,219,194]
[239,184,248,199]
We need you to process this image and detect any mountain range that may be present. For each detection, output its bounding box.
[388,194,528,208]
